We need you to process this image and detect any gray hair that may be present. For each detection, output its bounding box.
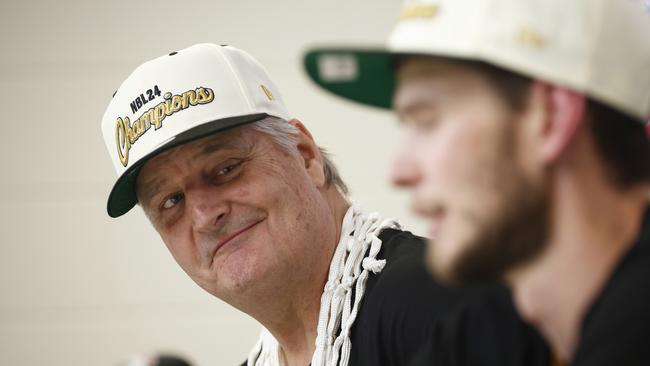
[248,117,349,195]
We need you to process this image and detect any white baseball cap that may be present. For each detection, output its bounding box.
[304,0,650,120]
[102,43,291,217]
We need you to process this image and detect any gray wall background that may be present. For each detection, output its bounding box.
[0,1,426,365]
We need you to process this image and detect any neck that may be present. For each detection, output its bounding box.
[272,294,322,366]
[508,132,648,362]
[253,188,350,366]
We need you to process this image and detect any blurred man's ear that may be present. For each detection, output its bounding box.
[527,81,587,165]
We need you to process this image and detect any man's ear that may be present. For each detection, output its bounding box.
[288,119,326,187]
[528,81,587,165]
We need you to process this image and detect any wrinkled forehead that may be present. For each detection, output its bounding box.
[158,126,256,162]
[137,125,261,183]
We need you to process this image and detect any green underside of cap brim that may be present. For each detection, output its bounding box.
[304,48,397,109]
[107,113,270,218]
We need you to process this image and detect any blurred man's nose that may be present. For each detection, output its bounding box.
[390,143,422,188]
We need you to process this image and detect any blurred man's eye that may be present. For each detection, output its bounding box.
[413,116,440,131]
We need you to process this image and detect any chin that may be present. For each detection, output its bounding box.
[221,261,258,290]
[202,271,258,304]
[226,251,281,295]
[426,224,491,286]
[196,260,257,300]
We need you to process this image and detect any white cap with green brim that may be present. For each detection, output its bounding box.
[304,0,650,120]
[101,43,291,218]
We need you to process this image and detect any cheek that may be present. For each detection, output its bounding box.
[231,166,288,214]
[238,162,312,238]
[418,117,514,240]
[417,121,484,192]
[264,169,330,257]
[260,160,314,213]
[158,223,201,274]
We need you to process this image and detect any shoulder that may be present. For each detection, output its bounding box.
[367,228,466,314]
[373,228,441,289]
[377,227,426,259]
[372,231,549,366]
[347,228,464,366]
[347,228,467,366]
[350,228,549,366]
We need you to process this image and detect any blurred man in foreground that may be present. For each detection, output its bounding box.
[305,0,650,364]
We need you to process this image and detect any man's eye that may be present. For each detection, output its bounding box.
[162,192,184,209]
[217,162,242,176]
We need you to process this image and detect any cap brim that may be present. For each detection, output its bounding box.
[107,113,269,218]
[304,48,397,110]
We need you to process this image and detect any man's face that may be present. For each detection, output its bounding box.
[391,58,549,284]
[135,125,337,306]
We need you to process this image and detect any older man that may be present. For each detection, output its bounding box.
[102,44,549,366]
[306,0,650,364]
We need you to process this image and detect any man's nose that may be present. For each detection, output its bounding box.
[390,142,422,188]
[185,182,230,232]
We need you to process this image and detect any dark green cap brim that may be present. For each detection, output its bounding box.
[304,48,397,109]
[107,113,269,218]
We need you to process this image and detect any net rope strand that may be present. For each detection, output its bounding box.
[247,204,400,366]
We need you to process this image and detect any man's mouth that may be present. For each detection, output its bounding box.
[212,219,265,258]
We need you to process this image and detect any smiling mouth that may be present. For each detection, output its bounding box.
[212,219,264,258]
